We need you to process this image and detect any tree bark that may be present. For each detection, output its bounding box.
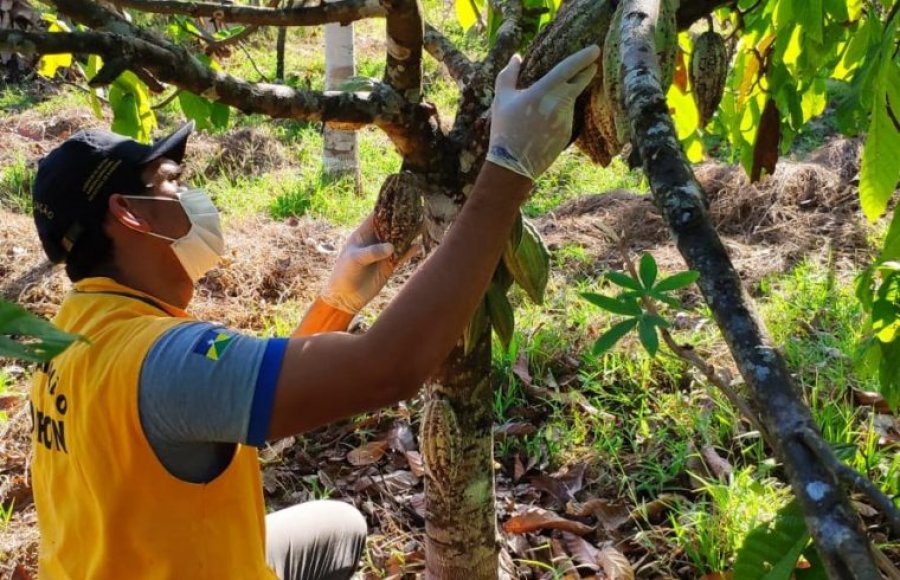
[275,25,286,81]
[615,0,881,577]
[422,333,500,580]
[324,19,362,193]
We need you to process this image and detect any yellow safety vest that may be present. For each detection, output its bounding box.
[30,277,275,579]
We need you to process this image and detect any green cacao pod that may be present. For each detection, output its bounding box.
[373,172,424,263]
[690,29,728,127]
[502,217,550,305]
[656,0,678,91]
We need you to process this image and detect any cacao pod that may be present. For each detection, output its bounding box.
[420,398,460,492]
[502,216,550,305]
[690,29,728,127]
[373,172,424,263]
[518,0,616,152]
[656,0,678,91]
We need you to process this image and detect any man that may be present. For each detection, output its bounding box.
[28,46,600,579]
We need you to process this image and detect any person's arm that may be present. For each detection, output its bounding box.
[267,45,601,439]
[267,164,531,437]
[294,298,355,337]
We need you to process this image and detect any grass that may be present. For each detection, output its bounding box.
[0,155,34,215]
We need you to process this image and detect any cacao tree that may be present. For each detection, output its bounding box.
[2,0,899,577]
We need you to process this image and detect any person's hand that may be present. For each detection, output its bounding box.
[319,215,409,314]
[486,45,601,182]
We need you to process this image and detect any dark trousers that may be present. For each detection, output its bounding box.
[265,500,367,580]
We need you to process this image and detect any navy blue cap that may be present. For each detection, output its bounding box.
[32,121,194,263]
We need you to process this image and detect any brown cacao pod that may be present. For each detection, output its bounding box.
[373,172,424,262]
[690,29,728,127]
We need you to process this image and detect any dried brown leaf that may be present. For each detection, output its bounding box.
[629,493,686,524]
[0,394,22,412]
[568,498,630,533]
[562,532,601,569]
[597,546,634,580]
[347,440,388,466]
[751,98,780,182]
[852,389,891,414]
[514,454,527,482]
[503,507,594,536]
[494,422,538,439]
[404,450,425,478]
[550,538,581,580]
[513,351,533,386]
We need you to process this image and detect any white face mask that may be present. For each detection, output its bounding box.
[123,188,225,282]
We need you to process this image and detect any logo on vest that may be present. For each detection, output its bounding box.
[31,362,68,453]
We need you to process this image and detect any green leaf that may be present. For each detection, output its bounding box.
[109,89,141,140]
[649,290,684,309]
[645,314,671,329]
[859,93,900,221]
[109,72,156,142]
[0,300,82,363]
[85,54,104,119]
[581,293,642,316]
[502,217,550,304]
[795,543,828,580]
[454,0,482,31]
[486,281,515,349]
[210,101,230,130]
[653,270,699,293]
[464,299,488,355]
[639,253,658,289]
[592,318,638,356]
[179,91,213,131]
[37,14,73,78]
[638,316,659,357]
[606,271,643,292]
[733,499,810,580]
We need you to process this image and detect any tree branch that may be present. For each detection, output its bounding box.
[109,0,387,26]
[617,0,881,578]
[383,0,423,102]
[481,0,522,79]
[424,23,474,87]
[1,28,437,152]
[798,427,900,539]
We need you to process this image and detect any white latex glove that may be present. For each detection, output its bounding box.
[319,215,408,314]
[486,45,601,182]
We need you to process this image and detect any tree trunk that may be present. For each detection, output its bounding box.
[275,25,286,81]
[324,19,362,194]
[421,330,500,579]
